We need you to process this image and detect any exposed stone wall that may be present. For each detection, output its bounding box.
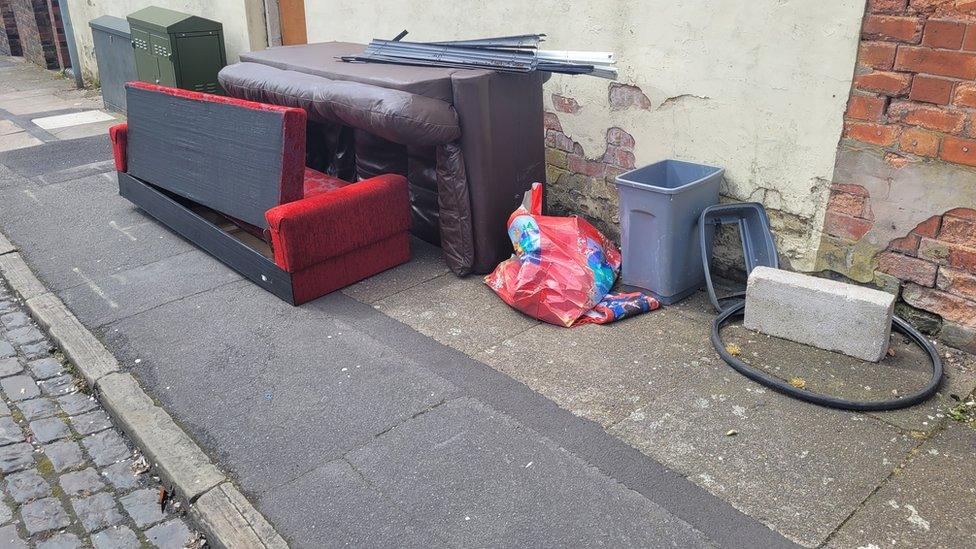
[543,102,636,243]
[0,0,22,56]
[818,0,976,353]
[9,0,68,70]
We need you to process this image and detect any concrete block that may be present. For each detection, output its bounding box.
[744,267,895,362]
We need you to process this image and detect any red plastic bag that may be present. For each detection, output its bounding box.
[485,183,622,327]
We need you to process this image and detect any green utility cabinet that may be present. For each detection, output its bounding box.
[127,6,226,94]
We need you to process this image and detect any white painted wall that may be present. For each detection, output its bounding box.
[65,0,267,82]
[305,0,866,270]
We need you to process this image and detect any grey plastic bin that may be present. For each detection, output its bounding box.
[89,16,136,113]
[614,159,724,304]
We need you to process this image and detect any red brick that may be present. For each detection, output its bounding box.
[606,127,635,149]
[903,283,976,324]
[895,46,976,79]
[959,0,976,15]
[888,100,966,132]
[964,25,976,51]
[913,215,943,237]
[877,251,938,285]
[868,0,907,12]
[899,127,942,156]
[824,211,873,240]
[602,146,636,169]
[909,75,955,104]
[846,95,887,121]
[939,215,976,245]
[945,207,976,220]
[952,82,976,107]
[941,135,976,166]
[937,266,976,301]
[608,83,651,110]
[568,155,606,178]
[844,121,902,145]
[543,112,562,132]
[831,183,871,197]
[863,15,922,43]
[922,20,966,49]
[828,190,867,217]
[948,245,976,273]
[855,71,913,94]
[552,94,581,114]
[889,234,922,255]
[545,130,575,152]
[859,41,899,69]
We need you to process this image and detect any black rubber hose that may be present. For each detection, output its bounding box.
[711,301,943,411]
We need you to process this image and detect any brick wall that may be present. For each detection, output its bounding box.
[543,93,638,242]
[0,0,21,56]
[819,0,976,353]
[9,0,68,70]
[845,0,976,165]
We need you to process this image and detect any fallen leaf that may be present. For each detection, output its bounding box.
[725,344,742,357]
[789,377,806,389]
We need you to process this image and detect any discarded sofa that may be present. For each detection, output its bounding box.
[217,42,547,275]
[109,82,411,305]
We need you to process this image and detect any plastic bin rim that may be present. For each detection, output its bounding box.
[614,160,725,195]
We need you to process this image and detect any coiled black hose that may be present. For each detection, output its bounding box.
[711,301,943,411]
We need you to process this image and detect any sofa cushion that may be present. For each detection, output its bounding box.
[303,167,350,197]
[218,63,460,147]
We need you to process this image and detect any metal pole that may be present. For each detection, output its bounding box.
[55,0,84,88]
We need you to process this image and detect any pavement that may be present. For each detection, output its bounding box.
[2,55,975,548]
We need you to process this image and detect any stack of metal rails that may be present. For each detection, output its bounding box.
[340,33,617,79]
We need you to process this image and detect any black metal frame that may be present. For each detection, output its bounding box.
[118,172,296,304]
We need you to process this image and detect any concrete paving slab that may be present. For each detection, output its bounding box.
[340,237,450,304]
[57,249,241,327]
[375,273,539,355]
[0,131,42,152]
[0,94,100,116]
[101,282,460,494]
[259,459,445,548]
[0,120,23,136]
[47,120,119,141]
[31,110,115,130]
[0,134,111,178]
[343,397,713,548]
[608,353,917,547]
[827,421,976,549]
[721,323,976,433]
[476,306,710,427]
[0,173,195,291]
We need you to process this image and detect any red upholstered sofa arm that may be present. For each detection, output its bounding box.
[109,123,128,172]
[265,174,410,272]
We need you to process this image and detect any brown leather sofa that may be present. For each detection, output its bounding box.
[218,42,546,275]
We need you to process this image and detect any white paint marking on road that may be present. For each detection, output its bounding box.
[109,220,138,242]
[72,267,118,309]
[31,110,114,130]
[22,189,42,205]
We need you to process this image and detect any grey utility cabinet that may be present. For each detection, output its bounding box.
[89,15,137,113]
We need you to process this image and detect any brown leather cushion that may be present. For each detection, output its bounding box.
[219,62,461,147]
